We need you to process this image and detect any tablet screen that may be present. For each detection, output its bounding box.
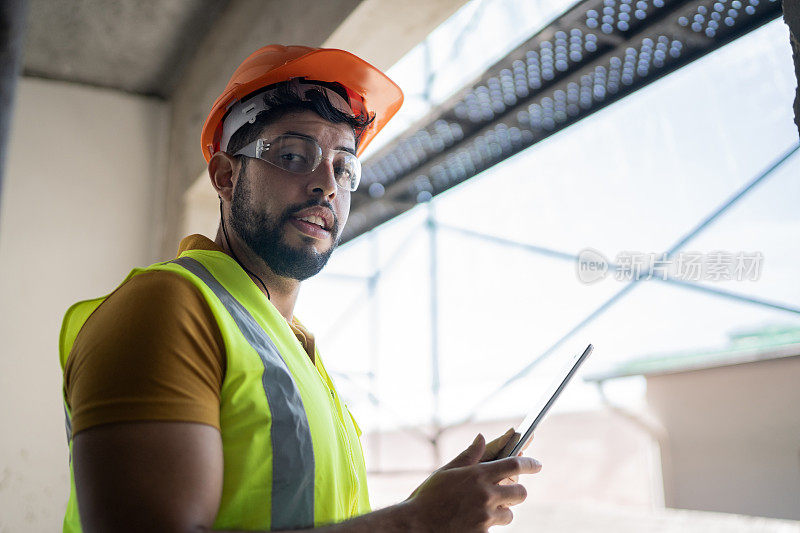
[498,344,594,459]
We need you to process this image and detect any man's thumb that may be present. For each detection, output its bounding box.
[442,434,485,470]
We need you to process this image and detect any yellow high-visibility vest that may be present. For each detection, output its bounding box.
[59,247,371,532]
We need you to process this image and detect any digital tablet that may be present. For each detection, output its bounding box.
[496,344,594,459]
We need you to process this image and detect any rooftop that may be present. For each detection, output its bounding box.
[584,325,800,382]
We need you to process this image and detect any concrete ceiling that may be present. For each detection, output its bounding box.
[23,0,228,98]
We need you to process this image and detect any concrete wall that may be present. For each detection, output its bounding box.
[181,169,218,240]
[0,77,168,532]
[645,357,800,520]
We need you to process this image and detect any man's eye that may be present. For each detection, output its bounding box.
[334,165,352,179]
[281,152,306,162]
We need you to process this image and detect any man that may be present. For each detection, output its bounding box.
[59,45,541,532]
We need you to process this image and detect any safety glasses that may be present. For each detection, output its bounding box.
[233,134,362,192]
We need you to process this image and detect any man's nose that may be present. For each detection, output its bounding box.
[306,158,338,198]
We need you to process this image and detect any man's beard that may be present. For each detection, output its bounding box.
[229,171,340,281]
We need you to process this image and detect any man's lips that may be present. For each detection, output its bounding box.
[288,217,331,239]
[290,206,334,231]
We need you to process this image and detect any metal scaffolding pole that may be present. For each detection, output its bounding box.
[436,223,800,316]
[323,222,444,451]
[367,232,381,470]
[427,202,442,464]
[459,142,800,423]
[325,141,799,468]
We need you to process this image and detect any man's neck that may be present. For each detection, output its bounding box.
[214,229,300,322]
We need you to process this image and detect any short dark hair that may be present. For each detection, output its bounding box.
[225,80,375,156]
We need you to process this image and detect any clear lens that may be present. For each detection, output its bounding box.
[260,135,322,174]
[256,134,361,191]
[333,152,361,191]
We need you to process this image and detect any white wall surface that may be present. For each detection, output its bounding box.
[0,77,168,532]
[646,357,800,520]
[181,171,218,241]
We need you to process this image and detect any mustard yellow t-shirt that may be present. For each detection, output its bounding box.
[64,235,317,436]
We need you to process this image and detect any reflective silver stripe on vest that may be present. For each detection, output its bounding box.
[64,404,72,443]
[172,256,315,530]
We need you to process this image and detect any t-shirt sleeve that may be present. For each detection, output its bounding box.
[64,270,226,435]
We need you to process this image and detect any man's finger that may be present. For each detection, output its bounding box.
[482,456,541,482]
[493,505,514,526]
[441,433,485,470]
[492,482,528,507]
[495,432,521,460]
[480,428,515,462]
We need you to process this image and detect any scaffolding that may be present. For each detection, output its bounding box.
[326,141,800,467]
[312,0,792,470]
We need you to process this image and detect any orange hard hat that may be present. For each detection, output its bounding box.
[201,44,404,161]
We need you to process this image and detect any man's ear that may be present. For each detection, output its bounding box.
[208,152,239,203]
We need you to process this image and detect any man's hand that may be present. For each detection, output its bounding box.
[404,434,542,532]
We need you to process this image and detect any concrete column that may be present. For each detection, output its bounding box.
[0,0,27,221]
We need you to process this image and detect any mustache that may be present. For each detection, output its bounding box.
[281,198,339,232]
